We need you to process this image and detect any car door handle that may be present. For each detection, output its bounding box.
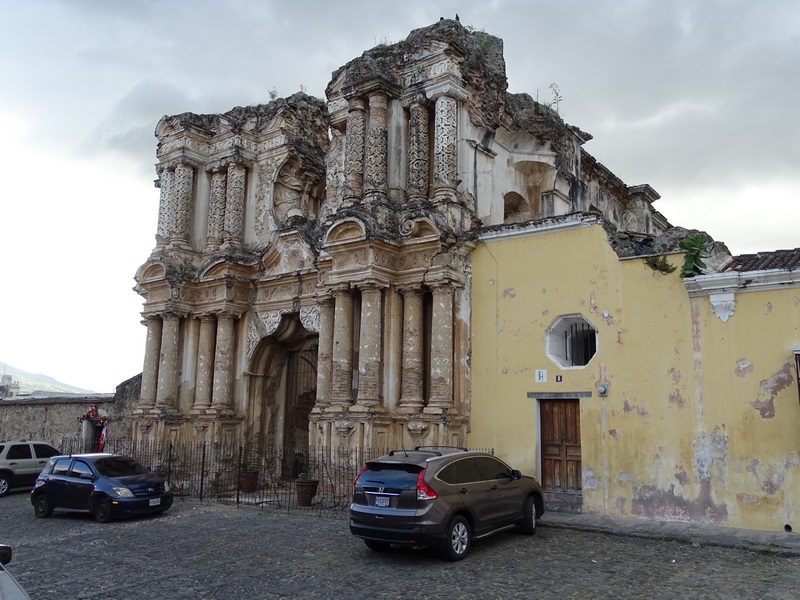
[490,485,498,491]
[459,488,469,495]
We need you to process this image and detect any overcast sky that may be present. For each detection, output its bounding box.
[1,0,798,392]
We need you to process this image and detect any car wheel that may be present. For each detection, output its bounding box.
[520,495,537,535]
[33,494,54,518]
[0,475,10,498]
[93,497,113,523]
[441,515,471,561]
[363,539,390,552]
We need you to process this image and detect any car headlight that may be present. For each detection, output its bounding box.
[112,487,134,498]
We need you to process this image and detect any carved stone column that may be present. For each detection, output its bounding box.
[139,317,162,408]
[212,312,235,411]
[330,287,354,407]
[363,93,388,202]
[355,284,383,408]
[407,99,430,201]
[205,167,227,252]
[155,313,180,410]
[426,285,453,412]
[432,95,458,199]
[171,163,194,246]
[193,315,216,411]
[156,168,174,248]
[224,162,246,248]
[399,287,424,412]
[342,98,366,206]
[315,296,334,408]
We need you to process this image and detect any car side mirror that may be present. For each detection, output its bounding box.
[511,469,521,480]
[80,472,94,480]
[0,544,12,566]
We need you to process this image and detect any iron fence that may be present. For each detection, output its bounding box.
[58,437,389,518]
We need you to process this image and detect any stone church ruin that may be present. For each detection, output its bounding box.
[132,19,668,456]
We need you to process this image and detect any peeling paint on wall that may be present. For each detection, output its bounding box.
[502,288,515,298]
[622,399,648,416]
[674,470,689,485]
[632,482,728,523]
[764,302,773,314]
[735,359,753,377]
[608,428,617,439]
[668,391,685,409]
[692,427,729,482]
[751,361,794,419]
[583,468,604,490]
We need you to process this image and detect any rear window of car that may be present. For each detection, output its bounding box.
[357,463,422,488]
[437,457,484,484]
[33,444,60,459]
[93,456,148,477]
[52,458,72,475]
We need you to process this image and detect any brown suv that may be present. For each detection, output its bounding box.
[349,447,545,560]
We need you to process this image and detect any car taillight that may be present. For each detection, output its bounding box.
[353,465,368,489]
[416,469,437,500]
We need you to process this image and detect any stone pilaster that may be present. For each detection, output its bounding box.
[155,313,180,410]
[426,285,453,412]
[315,296,334,409]
[139,317,162,409]
[193,315,216,411]
[432,95,458,199]
[355,284,383,408]
[363,93,388,202]
[342,98,366,206]
[399,287,424,412]
[212,312,235,411]
[330,287,354,408]
[171,162,194,246]
[206,167,227,252]
[407,99,430,201]
[223,162,246,248]
[155,168,174,248]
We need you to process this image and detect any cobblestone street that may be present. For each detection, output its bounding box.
[1,490,798,599]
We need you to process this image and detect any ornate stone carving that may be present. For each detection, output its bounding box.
[156,168,174,241]
[224,163,246,244]
[363,94,388,198]
[710,293,736,323]
[407,101,430,200]
[342,99,366,202]
[432,95,458,193]
[273,159,304,225]
[206,168,226,250]
[254,158,280,242]
[172,163,194,243]
[300,306,321,333]
[407,420,430,442]
[334,420,355,439]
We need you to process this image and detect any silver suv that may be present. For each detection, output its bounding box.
[349,447,545,560]
[0,441,61,497]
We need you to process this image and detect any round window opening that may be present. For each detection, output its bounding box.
[546,314,598,369]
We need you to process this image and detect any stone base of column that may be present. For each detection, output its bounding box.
[190,404,212,415]
[397,405,424,415]
[423,405,447,415]
[350,404,385,413]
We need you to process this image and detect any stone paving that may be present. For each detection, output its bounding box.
[1,490,799,599]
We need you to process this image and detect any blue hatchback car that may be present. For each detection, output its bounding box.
[30,453,173,523]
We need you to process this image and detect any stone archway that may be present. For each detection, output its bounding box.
[247,313,318,475]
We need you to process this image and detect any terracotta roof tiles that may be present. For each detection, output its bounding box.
[725,248,800,272]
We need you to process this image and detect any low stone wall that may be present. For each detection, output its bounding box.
[0,374,141,446]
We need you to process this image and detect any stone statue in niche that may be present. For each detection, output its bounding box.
[273,159,305,227]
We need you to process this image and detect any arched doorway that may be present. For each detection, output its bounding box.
[247,313,318,478]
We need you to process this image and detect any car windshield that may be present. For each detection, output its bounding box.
[93,457,149,477]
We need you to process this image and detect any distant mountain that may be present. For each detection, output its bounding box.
[0,362,97,395]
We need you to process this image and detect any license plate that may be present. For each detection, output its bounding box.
[149,498,161,507]
[375,496,390,507]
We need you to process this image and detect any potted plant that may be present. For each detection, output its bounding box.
[294,461,319,506]
[237,455,260,493]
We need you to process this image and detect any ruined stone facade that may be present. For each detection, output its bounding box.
[133,20,667,454]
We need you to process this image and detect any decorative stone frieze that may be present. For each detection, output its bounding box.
[223,162,246,247]
[205,167,226,251]
[431,95,459,198]
[300,306,321,333]
[171,163,194,246]
[156,168,174,246]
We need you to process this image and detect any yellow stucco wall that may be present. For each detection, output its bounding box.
[469,223,800,530]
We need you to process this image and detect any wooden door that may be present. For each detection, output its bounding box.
[540,399,581,491]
